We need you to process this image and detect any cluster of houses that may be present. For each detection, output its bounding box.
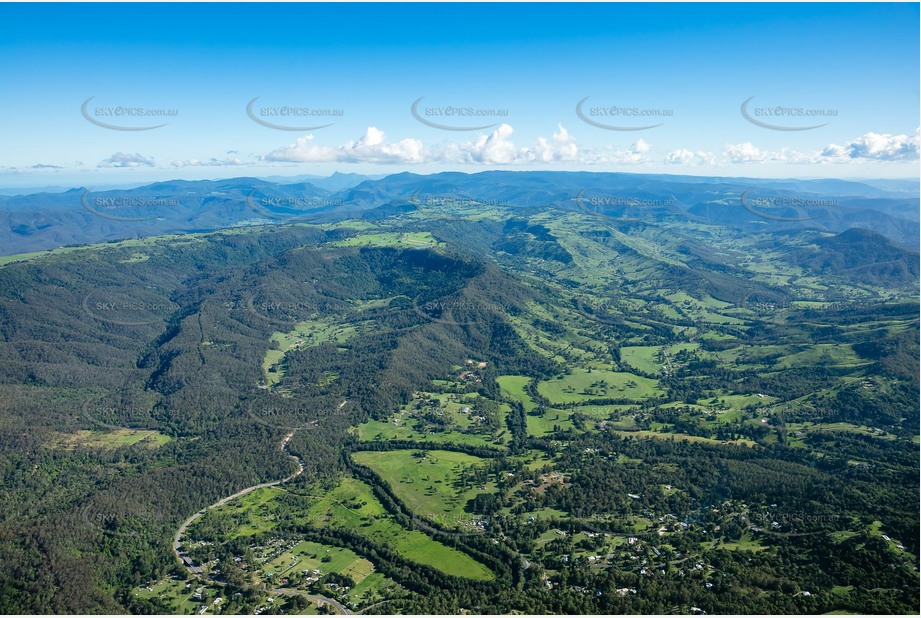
[459,371,482,383]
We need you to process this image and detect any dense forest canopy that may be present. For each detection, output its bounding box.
[0,177,917,615]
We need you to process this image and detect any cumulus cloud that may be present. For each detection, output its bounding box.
[266,127,425,164]
[264,134,338,163]
[534,124,580,162]
[97,152,155,168]
[260,125,920,168]
[632,138,652,154]
[721,130,919,165]
[582,139,655,165]
[448,123,523,164]
[821,129,919,161]
[724,142,767,163]
[267,124,587,166]
[665,149,716,166]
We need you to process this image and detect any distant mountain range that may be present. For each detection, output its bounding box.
[1,171,917,255]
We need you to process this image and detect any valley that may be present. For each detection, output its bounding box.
[0,173,917,614]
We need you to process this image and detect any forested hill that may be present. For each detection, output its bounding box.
[0,187,917,614]
[1,170,918,255]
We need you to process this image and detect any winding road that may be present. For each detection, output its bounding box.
[172,403,351,615]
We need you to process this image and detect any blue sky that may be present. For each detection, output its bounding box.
[0,2,918,187]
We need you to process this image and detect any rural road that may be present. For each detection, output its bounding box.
[271,588,352,615]
[172,402,351,614]
[171,429,306,569]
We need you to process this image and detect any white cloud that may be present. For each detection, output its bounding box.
[724,142,767,163]
[721,130,919,165]
[665,149,716,166]
[821,129,919,161]
[261,125,920,169]
[453,123,524,164]
[98,152,155,168]
[632,138,651,154]
[264,134,339,163]
[587,139,655,165]
[531,124,580,163]
[267,124,586,166]
[266,127,425,164]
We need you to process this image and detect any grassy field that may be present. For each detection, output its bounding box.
[355,418,506,448]
[133,575,218,615]
[537,368,661,404]
[774,344,867,370]
[56,429,171,450]
[355,389,511,448]
[497,375,536,412]
[351,449,495,528]
[189,486,285,539]
[620,346,662,374]
[302,477,493,581]
[786,421,897,441]
[0,233,212,267]
[525,407,573,437]
[708,535,767,552]
[261,540,374,584]
[262,320,358,387]
[331,231,438,249]
[611,429,756,447]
